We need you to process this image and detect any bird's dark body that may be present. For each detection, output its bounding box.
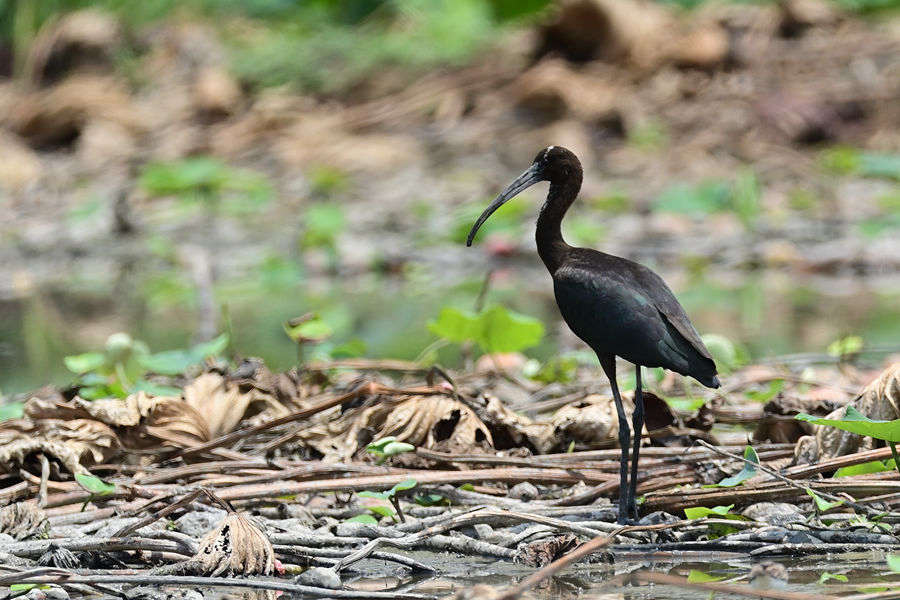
[466,145,720,523]
[553,248,719,388]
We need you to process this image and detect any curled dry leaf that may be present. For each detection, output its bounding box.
[24,371,288,452]
[0,502,49,540]
[0,418,117,476]
[514,533,579,567]
[193,512,274,576]
[552,394,622,448]
[183,372,286,440]
[794,362,900,463]
[482,397,556,454]
[298,394,493,461]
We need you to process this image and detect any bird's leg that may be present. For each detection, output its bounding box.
[628,365,645,521]
[600,355,630,525]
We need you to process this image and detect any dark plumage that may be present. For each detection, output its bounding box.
[467,146,720,523]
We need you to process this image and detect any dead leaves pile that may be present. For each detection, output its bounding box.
[0,371,288,478]
[299,393,494,461]
[794,362,900,463]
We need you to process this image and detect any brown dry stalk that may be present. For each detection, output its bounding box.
[785,446,897,479]
[213,467,613,503]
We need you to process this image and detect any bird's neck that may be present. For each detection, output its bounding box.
[536,177,580,273]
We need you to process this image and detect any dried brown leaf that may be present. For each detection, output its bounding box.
[482,397,556,454]
[0,502,48,540]
[193,512,274,576]
[552,394,620,447]
[183,373,286,439]
[0,418,118,475]
[794,362,900,463]
[298,393,494,461]
[514,533,579,568]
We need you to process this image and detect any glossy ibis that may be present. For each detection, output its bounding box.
[466,146,720,523]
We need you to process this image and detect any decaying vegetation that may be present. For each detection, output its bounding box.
[1,350,899,599]
[1,0,898,597]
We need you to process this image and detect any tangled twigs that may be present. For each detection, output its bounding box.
[0,570,438,599]
[173,381,381,459]
[113,489,205,537]
[695,440,890,518]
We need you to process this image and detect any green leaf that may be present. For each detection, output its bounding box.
[427,307,480,344]
[368,505,395,518]
[887,554,900,572]
[796,406,900,443]
[428,305,544,354]
[654,180,730,216]
[140,157,229,195]
[75,473,116,496]
[523,356,578,384]
[382,442,415,457]
[710,446,758,487]
[818,572,848,584]
[414,493,447,507]
[330,339,367,359]
[284,318,333,343]
[190,333,229,361]
[390,478,418,493]
[834,459,896,478]
[478,305,544,353]
[684,504,735,519]
[664,397,707,412]
[10,584,49,591]
[459,483,475,491]
[366,437,397,453]
[345,514,379,525]
[701,333,741,373]
[301,203,346,249]
[358,490,390,500]
[138,333,228,376]
[64,352,106,374]
[688,570,726,583]
[859,153,900,181]
[827,335,864,358]
[138,350,195,376]
[0,402,24,421]
[806,488,844,512]
[132,379,183,397]
[745,379,784,403]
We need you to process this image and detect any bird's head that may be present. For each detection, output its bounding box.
[466,146,581,247]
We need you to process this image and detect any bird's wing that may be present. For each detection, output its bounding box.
[623,261,715,363]
[566,250,716,363]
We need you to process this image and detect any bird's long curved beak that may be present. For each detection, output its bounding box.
[466,165,542,247]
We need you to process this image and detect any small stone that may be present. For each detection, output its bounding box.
[508,482,540,501]
[27,585,69,600]
[473,523,494,540]
[295,567,341,589]
[741,502,804,526]
[174,507,227,537]
[125,587,203,600]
